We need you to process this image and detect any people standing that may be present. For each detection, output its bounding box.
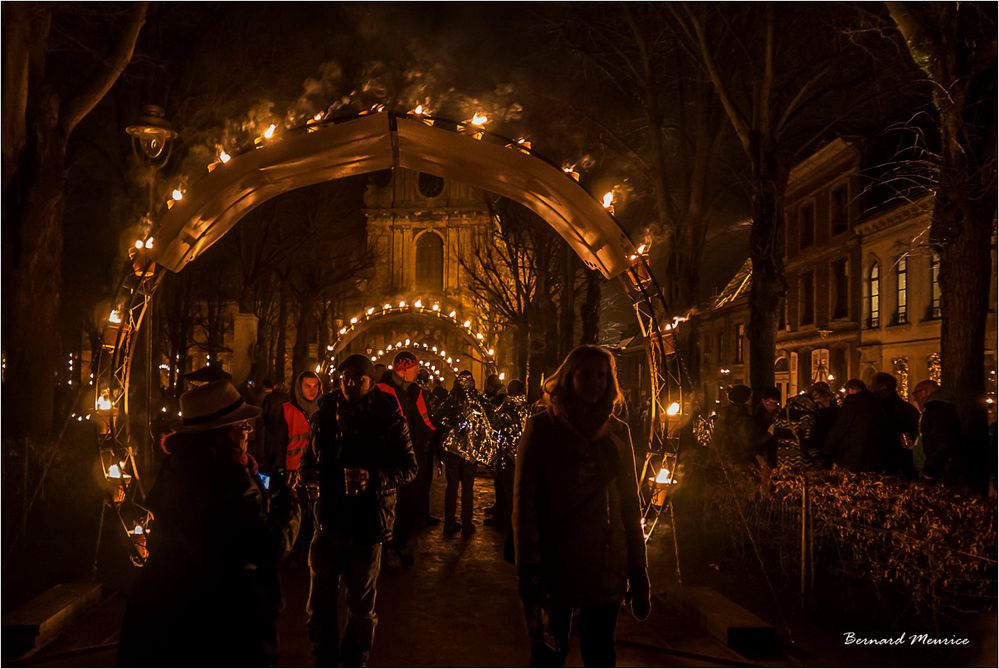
[258,378,291,472]
[278,371,323,565]
[753,386,782,433]
[376,351,438,567]
[823,379,887,472]
[871,372,920,479]
[438,371,496,537]
[487,379,529,532]
[118,380,300,667]
[711,384,775,482]
[514,345,650,667]
[911,379,963,484]
[483,373,507,526]
[301,354,417,667]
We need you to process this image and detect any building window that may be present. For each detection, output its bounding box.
[928,252,942,319]
[735,323,745,363]
[717,332,724,363]
[867,262,880,327]
[415,232,444,291]
[417,173,444,198]
[894,254,908,324]
[799,202,815,249]
[800,271,814,325]
[831,257,849,319]
[811,348,830,383]
[830,185,849,235]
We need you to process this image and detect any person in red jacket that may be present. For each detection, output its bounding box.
[278,371,322,565]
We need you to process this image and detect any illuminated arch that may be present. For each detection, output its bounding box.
[91,111,685,563]
[326,298,497,373]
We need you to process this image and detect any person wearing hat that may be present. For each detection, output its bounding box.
[118,380,300,667]
[301,354,418,667]
[377,351,438,567]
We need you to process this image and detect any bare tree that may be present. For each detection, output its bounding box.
[669,2,908,397]
[887,2,996,476]
[460,199,566,398]
[3,3,147,440]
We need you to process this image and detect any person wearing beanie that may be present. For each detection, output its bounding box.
[299,354,417,667]
[377,351,439,567]
[277,370,323,566]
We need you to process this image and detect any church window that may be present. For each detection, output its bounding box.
[415,232,444,291]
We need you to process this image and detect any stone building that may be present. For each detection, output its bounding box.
[692,137,997,404]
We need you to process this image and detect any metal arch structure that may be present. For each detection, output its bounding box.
[324,300,500,377]
[93,111,689,568]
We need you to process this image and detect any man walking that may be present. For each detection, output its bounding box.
[377,351,438,566]
[302,355,417,667]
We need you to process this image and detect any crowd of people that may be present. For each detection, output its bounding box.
[118,344,651,667]
[708,371,978,491]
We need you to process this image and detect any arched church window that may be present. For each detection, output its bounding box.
[418,173,444,198]
[415,232,444,291]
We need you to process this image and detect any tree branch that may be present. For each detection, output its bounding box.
[61,2,148,137]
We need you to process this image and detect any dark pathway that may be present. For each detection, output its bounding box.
[16,472,749,667]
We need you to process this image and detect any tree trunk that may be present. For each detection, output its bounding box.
[747,166,786,400]
[559,246,575,360]
[292,295,315,377]
[515,325,529,384]
[579,269,601,344]
[275,286,289,385]
[7,90,65,440]
[935,189,993,490]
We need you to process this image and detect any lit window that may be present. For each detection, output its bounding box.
[928,252,941,319]
[415,232,444,292]
[868,262,880,328]
[895,255,908,324]
[735,323,745,364]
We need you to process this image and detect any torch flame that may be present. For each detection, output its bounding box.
[314,112,323,121]
[601,192,615,209]
[666,402,681,416]
[172,189,184,201]
[144,237,154,250]
[134,239,144,250]
[655,468,671,485]
[109,310,122,324]
[637,243,647,255]
[263,124,276,139]
[469,112,488,127]
[219,149,231,164]
[108,464,122,479]
[133,524,143,535]
[96,393,112,411]
[413,104,424,115]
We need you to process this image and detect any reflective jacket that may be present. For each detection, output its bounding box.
[282,402,311,472]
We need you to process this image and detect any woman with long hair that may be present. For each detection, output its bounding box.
[513,345,650,667]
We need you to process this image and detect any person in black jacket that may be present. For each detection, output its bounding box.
[872,372,920,478]
[912,380,963,483]
[823,379,888,472]
[118,380,300,667]
[301,354,417,667]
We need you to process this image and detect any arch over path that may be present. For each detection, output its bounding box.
[152,113,636,278]
[327,299,498,377]
[93,111,686,567]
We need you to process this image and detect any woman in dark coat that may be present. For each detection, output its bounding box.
[118,380,299,667]
[513,345,650,667]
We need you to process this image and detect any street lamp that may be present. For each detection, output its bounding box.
[125,104,178,468]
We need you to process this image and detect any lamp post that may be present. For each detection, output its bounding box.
[125,104,177,465]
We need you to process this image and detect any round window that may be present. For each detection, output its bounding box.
[418,173,444,198]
